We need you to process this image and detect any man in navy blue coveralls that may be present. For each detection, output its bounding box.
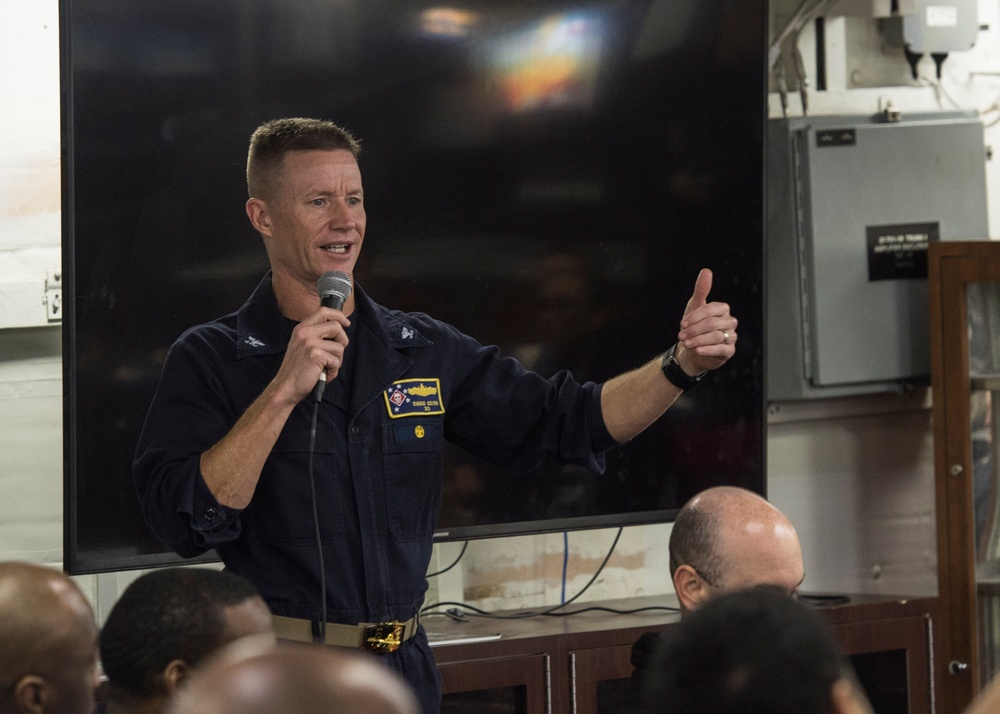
[133,118,738,713]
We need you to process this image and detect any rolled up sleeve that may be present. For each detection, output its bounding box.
[133,326,246,556]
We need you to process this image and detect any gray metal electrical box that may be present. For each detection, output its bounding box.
[767,111,990,401]
[897,0,979,53]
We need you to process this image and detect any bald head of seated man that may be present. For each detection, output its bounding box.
[668,485,805,615]
[165,644,419,714]
[626,486,805,697]
[0,562,100,714]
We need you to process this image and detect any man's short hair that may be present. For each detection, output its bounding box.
[99,567,263,698]
[643,585,847,714]
[667,499,724,585]
[246,117,362,200]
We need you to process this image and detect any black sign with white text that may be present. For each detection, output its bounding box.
[866,222,940,281]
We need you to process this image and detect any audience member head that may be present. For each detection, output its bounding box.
[668,486,804,614]
[166,645,419,714]
[0,561,100,714]
[643,585,872,714]
[99,567,274,712]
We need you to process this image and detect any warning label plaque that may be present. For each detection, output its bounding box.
[866,222,939,281]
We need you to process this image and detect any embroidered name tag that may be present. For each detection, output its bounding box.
[383,378,445,418]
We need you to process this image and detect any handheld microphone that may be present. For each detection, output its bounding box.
[312,271,353,402]
[317,270,352,310]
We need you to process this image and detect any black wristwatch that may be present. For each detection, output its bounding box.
[660,343,705,390]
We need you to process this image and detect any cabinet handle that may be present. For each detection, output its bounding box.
[950,464,964,476]
[949,660,969,675]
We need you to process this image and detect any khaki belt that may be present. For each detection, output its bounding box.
[272,613,419,653]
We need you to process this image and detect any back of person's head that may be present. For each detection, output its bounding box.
[668,486,804,612]
[247,117,361,200]
[643,586,871,714]
[0,561,99,714]
[99,567,274,703]
[165,644,419,714]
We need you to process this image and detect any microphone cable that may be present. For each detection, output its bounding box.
[309,383,328,643]
[426,541,469,578]
[306,270,352,645]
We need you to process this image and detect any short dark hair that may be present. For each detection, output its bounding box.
[246,117,362,200]
[668,498,723,585]
[99,567,263,698]
[643,586,846,714]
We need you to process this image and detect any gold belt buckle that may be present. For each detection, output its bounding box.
[364,621,406,653]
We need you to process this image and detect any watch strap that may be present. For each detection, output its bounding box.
[660,343,704,390]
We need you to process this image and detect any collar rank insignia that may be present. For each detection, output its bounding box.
[244,335,266,348]
[401,326,415,340]
[383,378,445,418]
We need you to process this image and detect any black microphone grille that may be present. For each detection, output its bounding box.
[317,270,352,299]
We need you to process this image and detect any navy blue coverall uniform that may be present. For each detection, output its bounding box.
[134,273,618,712]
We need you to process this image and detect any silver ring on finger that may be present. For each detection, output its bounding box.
[722,330,730,345]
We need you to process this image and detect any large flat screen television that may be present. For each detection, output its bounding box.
[62,0,767,573]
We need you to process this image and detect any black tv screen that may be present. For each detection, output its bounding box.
[62,0,767,573]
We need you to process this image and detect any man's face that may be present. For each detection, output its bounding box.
[254,149,366,292]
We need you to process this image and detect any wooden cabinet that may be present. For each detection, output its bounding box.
[431,599,663,714]
[929,240,1000,712]
[427,594,934,713]
[439,653,550,714]
[568,644,635,714]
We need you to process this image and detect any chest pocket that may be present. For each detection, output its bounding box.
[254,427,344,544]
[382,420,443,541]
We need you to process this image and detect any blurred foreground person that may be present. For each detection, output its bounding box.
[166,645,418,714]
[0,562,100,714]
[641,585,873,714]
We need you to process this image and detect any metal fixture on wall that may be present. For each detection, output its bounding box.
[767,110,990,401]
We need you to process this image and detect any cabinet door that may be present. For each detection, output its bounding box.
[439,653,550,714]
[834,615,932,714]
[929,241,1000,712]
[569,644,636,714]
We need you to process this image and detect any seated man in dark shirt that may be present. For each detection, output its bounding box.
[98,567,274,714]
[631,486,805,677]
[640,585,872,714]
